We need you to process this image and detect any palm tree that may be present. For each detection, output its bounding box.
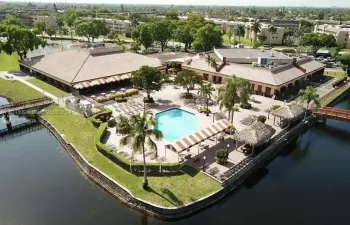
[116,114,163,189]
[205,54,212,68]
[198,83,215,115]
[210,57,218,71]
[296,86,321,119]
[251,20,261,41]
[268,25,277,46]
[236,24,246,43]
[218,76,251,123]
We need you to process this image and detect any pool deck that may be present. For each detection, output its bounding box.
[104,84,285,172]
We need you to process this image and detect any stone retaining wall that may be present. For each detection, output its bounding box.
[38,115,314,220]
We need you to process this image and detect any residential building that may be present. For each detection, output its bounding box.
[81,17,132,37]
[180,48,324,98]
[244,23,285,45]
[314,24,350,49]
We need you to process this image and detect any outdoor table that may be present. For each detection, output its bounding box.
[120,88,126,92]
[91,95,96,99]
[101,93,106,96]
[111,90,116,94]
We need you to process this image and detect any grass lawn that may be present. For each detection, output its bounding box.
[42,105,221,207]
[324,71,346,79]
[0,52,20,71]
[0,77,44,103]
[28,78,69,98]
[117,35,133,41]
[222,34,252,47]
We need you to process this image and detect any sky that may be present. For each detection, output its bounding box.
[3,0,350,7]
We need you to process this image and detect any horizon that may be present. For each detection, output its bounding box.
[2,0,350,8]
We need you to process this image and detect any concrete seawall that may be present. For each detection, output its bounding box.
[38,115,315,220]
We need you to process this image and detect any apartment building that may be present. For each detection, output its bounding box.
[81,17,132,37]
[244,23,285,45]
[314,24,350,48]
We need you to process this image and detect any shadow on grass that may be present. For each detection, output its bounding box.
[181,165,199,177]
[146,186,184,206]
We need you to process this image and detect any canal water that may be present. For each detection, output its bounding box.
[0,95,349,225]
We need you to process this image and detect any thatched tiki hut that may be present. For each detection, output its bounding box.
[271,102,306,128]
[233,121,276,153]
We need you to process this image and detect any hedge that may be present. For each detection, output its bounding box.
[95,123,181,174]
[95,89,139,103]
[88,108,113,127]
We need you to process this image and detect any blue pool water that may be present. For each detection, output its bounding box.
[155,108,199,142]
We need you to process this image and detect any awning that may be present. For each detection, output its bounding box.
[73,82,90,89]
[90,78,106,86]
[167,119,232,153]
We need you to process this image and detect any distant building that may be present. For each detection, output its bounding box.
[244,23,285,45]
[259,19,300,29]
[314,24,350,49]
[81,17,132,37]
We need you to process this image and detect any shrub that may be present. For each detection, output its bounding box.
[115,97,127,102]
[143,96,154,103]
[257,115,267,123]
[88,108,112,127]
[107,118,116,127]
[281,48,296,54]
[240,102,252,109]
[95,96,108,103]
[215,149,228,165]
[94,123,180,174]
[124,89,139,97]
[199,106,211,114]
[272,105,281,111]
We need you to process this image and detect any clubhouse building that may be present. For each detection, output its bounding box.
[19,43,164,93]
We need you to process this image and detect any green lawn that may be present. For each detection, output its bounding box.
[324,71,346,79]
[222,34,253,46]
[28,78,69,98]
[0,52,20,71]
[320,84,350,107]
[42,105,221,207]
[117,34,133,41]
[0,77,44,103]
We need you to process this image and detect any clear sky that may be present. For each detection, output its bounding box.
[4,0,350,7]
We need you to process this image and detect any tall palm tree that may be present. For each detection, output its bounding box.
[296,86,321,110]
[236,24,246,43]
[198,83,215,115]
[116,114,163,189]
[268,25,277,46]
[210,57,218,71]
[296,86,321,120]
[218,76,251,123]
[251,20,261,41]
[205,54,212,68]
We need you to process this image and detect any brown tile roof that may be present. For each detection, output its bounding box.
[183,57,324,87]
[21,49,162,84]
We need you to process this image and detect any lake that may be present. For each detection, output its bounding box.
[0,95,349,225]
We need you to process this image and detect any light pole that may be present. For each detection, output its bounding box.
[212,112,215,123]
[227,144,230,152]
[203,156,206,172]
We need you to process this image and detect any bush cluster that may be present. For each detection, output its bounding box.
[257,115,267,123]
[272,105,281,111]
[143,96,155,103]
[115,97,127,103]
[95,123,180,174]
[88,108,113,127]
[199,106,211,114]
[240,102,252,109]
[215,149,228,165]
[95,89,139,103]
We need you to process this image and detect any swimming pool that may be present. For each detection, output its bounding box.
[155,108,199,142]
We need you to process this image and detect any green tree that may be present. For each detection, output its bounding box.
[300,33,336,54]
[174,23,195,52]
[193,24,222,52]
[174,69,202,98]
[236,24,245,43]
[46,25,56,39]
[226,30,232,44]
[130,41,141,53]
[267,25,277,46]
[198,83,215,114]
[56,16,64,28]
[131,66,164,100]
[0,25,46,60]
[150,20,172,52]
[34,19,46,37]
[75,20,109,42]
[62,8,79,38]
[165,10,179,20]
[251,20,261,41]
[338,54,350,76]
[116,114,163,189]
[257,33,267,43]
[139,24,153,51]
[296,86,320,119]
[106,30,117,41]
[329,47,339,58]
[218,76,251,123]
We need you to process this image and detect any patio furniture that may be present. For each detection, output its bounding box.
[101,93,106,96]
[111,90,116,94]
